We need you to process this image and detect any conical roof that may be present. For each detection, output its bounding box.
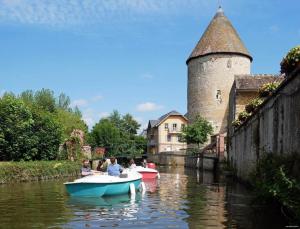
[186,7,252,64]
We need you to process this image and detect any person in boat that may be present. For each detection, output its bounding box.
[141,159,148,168]
[107,156,123,176]
[100,158,110,172]
[81,159,93,177]
[96,158,107,172]
[129,159,137,169]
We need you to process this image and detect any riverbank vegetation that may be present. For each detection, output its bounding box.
[0,161,81,184]
[0,90,147,162]
[0,89,147,182]
[250,153,300,223]
[0,89,87,161]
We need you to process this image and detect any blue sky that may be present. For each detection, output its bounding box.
[0,0,299,130]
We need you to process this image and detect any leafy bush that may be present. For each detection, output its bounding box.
[250,153,300,223]
[259,82,281,97]
[0,160,81,184]
[245,98,264,113]
[231,119,242,128]
[0,89,88,161]
[238,111,251,122]
[281,45,300,75]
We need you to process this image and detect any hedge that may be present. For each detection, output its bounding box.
[0,160,81,184]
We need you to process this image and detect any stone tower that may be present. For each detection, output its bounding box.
[187,7,252,134]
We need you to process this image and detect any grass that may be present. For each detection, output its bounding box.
[0,160,81,184]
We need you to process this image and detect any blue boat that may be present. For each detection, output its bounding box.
[64,171,142,197]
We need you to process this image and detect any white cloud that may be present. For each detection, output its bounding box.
[71,99,88,107]
[81,109,110,129]
[136,102,163,112]
[0,0,210,26]
[81,108,95,129]
[269,25,279,33]
[82,116,94,128]
[140,73,154,79]
[91,95,104,102]
[98,112,109,119]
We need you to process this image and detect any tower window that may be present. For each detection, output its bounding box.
[216,90,222,103]
[227,59,232,68]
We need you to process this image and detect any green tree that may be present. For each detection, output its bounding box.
[57,93,71,111]
[19,90,34,106]
[90,119,121,156]
[31,110,62,160]
[34,88,56,113]
[0,94,37,161]
[73,106,82,117]
[55,109,88,141]
[108,110,122,129]
[89,111,146,157]
[121,113,140,135]
[180,115,213,148]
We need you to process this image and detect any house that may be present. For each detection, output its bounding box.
[228,74,284,135]
[147,111,188,154]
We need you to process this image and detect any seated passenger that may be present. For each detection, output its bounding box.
[81,159,93,177]
[129,159,137,169]
[96,158,107,172]
[100,158,110,172]
[107,156,123,176]
[141,159,148,168]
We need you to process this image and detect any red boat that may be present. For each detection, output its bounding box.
[132,166,160,180]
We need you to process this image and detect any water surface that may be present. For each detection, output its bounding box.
[0,166,287,228]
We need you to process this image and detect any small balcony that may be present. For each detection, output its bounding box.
[167,128,182,134]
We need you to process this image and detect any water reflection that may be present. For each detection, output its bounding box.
[143,178,158,193]
[65,194,141,228]
[0,167,288,229]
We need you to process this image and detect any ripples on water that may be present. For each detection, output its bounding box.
[0,166,287,229]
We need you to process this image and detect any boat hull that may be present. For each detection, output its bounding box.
[65,179,141,197]
[139,172,158,180]
[132,166,159,180]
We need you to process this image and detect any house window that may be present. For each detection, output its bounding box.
[167,135,171,142]
[172,123,177,131]
[165,123,169,130]
[181,124,185,130]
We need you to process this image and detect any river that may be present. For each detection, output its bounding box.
[0,166,287,228]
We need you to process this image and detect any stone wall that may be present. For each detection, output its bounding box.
[187,54,251,133]
[229,68,300,181]
[148,151,186,166]
[147,151,216,170]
